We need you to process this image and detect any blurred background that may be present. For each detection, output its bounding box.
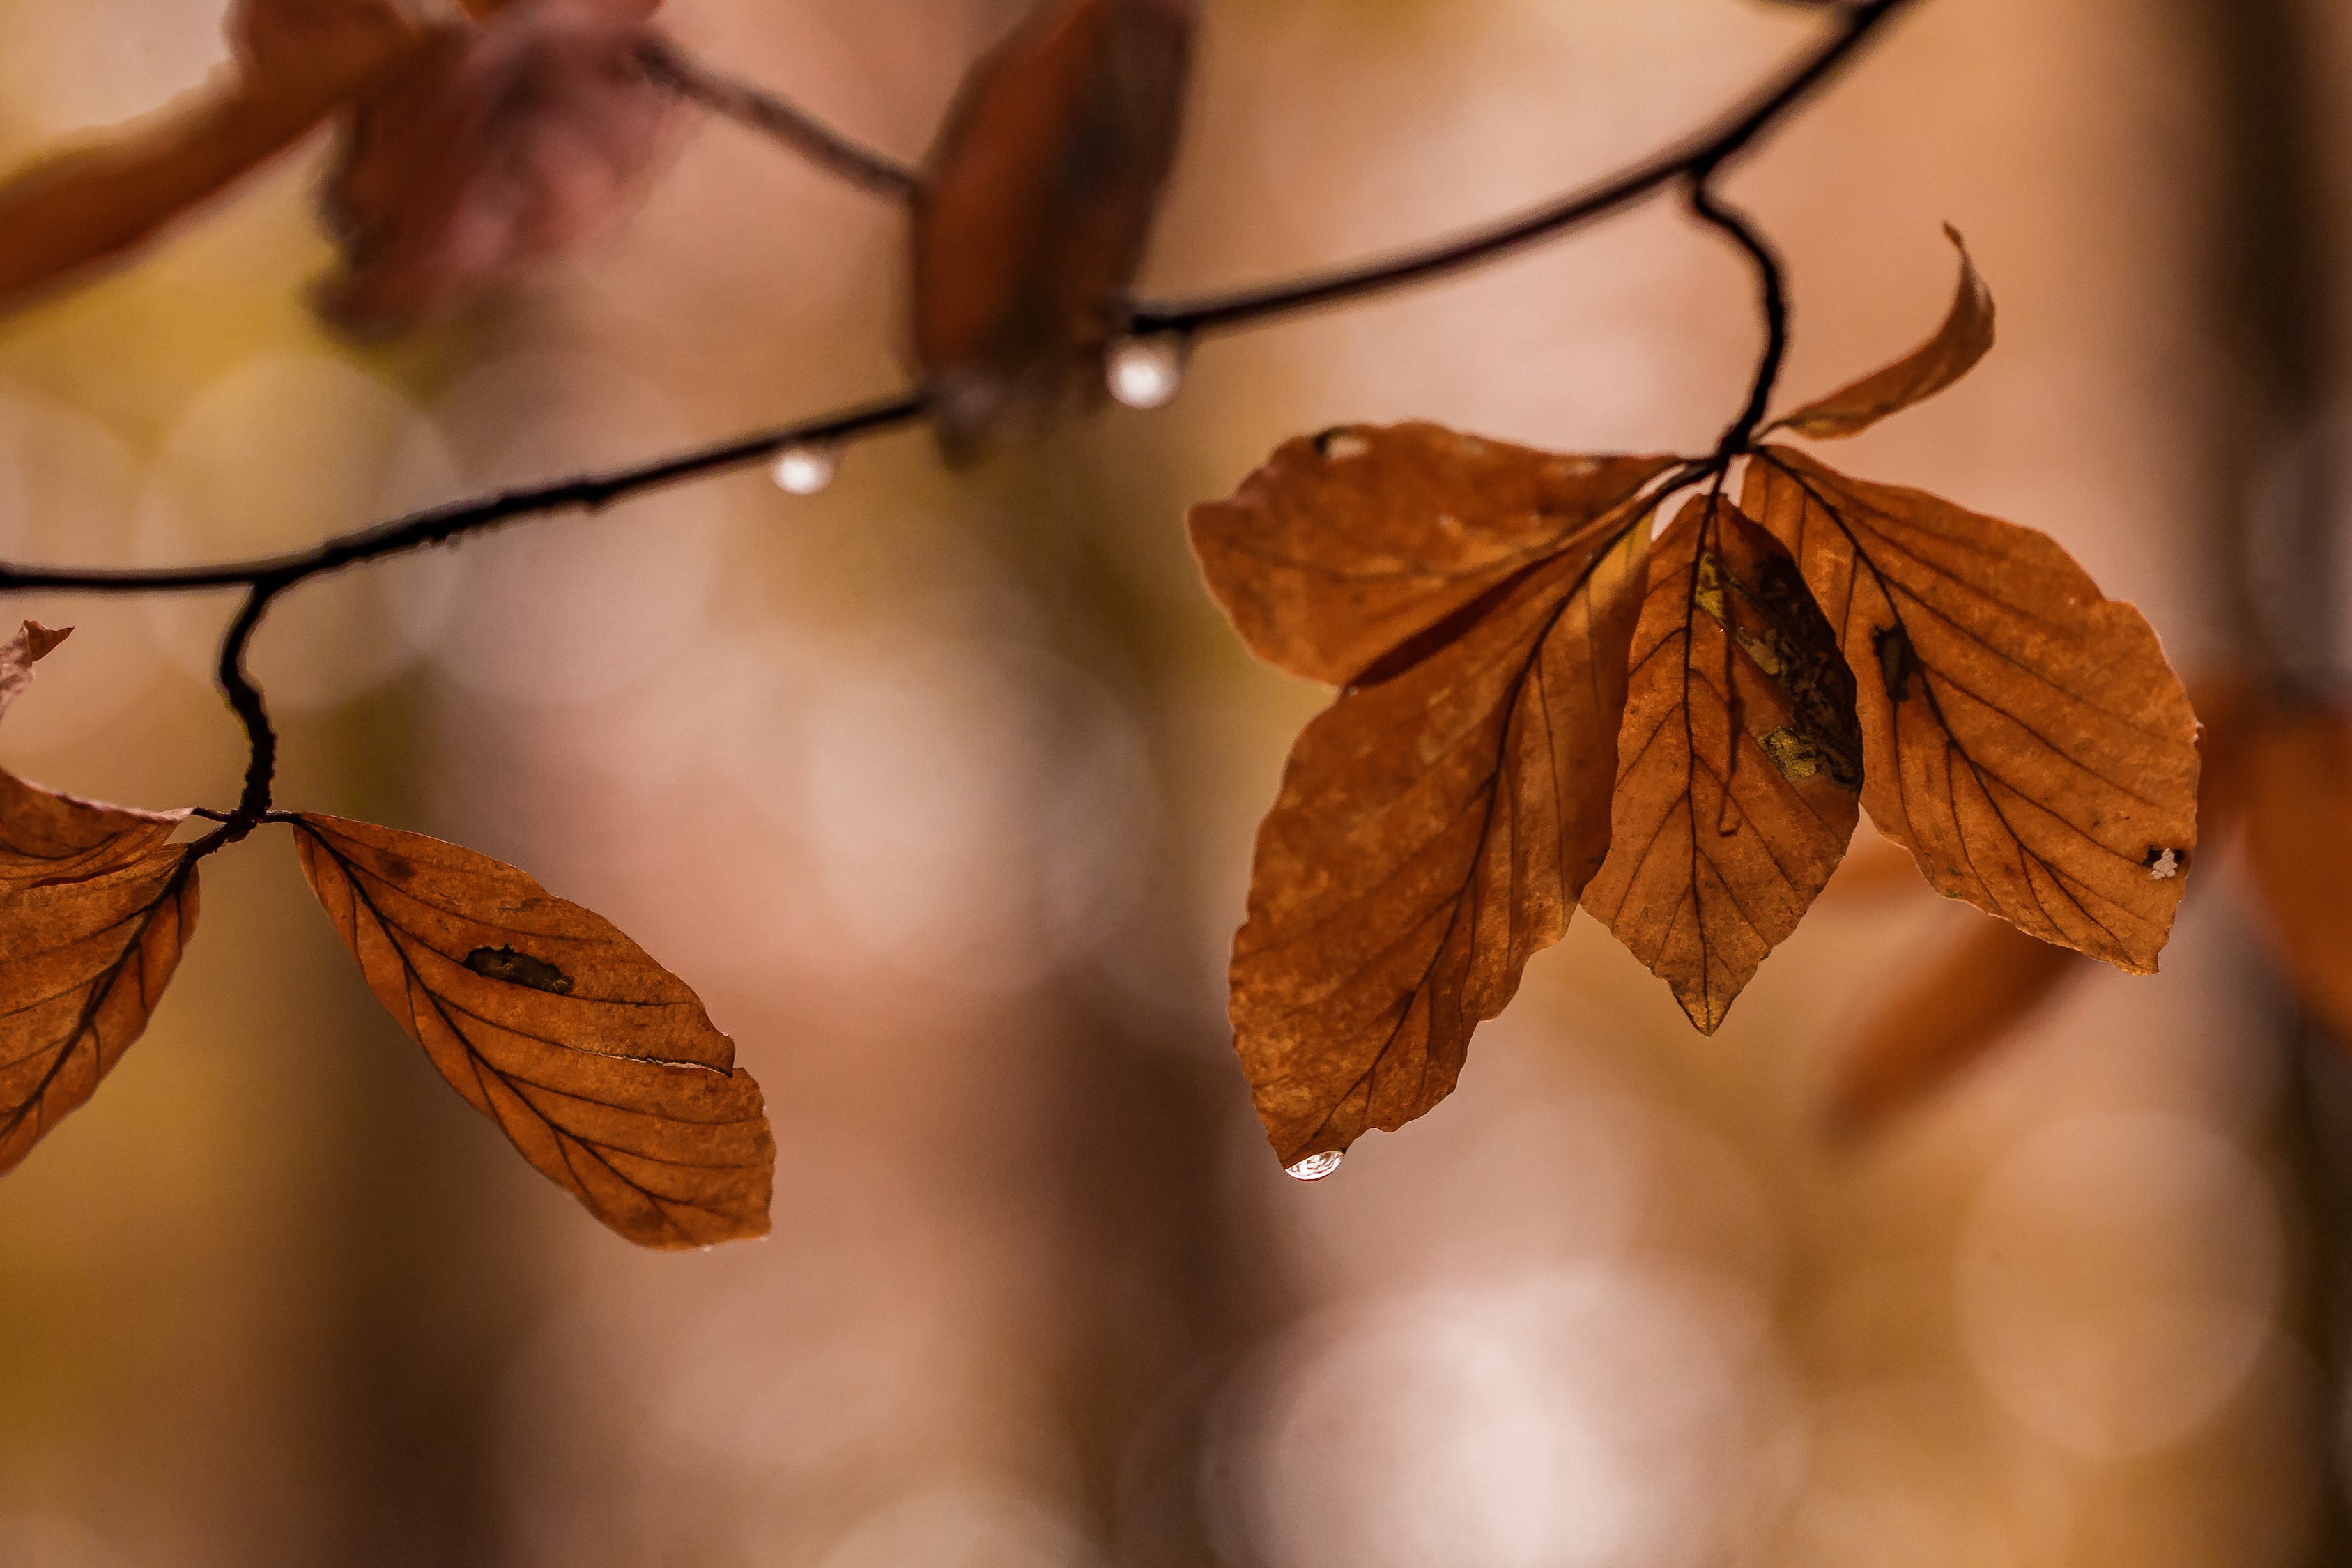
[0,0,2346,1562]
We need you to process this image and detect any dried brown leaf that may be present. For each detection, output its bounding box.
[1742,447,2200,973]
[1222,488,1657,1166]
[914,0,1197,461]
[1826,910,2083,1143]
[1581,496,1862,1031]
[1188,423,1679,686]
[1774,226,1994,440]
[316,1,684,337]
[2243,709,2352,1042]
[291,813,774,1247]
[0,772,198,1174]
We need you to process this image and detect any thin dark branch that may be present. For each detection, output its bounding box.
[1685,176,1790,458]
[0,394,926,594]
[1128,0,1916,339]
[191,583,284,854]
[645,45,920,201]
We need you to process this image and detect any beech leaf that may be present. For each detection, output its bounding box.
[1773,226,1994,440]
[1742,446,2200,974]
[1219,471,1659,1166]
[315,0,684,337]
[290,813,774,1248]
[1581,496,1862,1031]
[0,771,199,1174]
[1188,423,1680,686]
[914,0,1197,461]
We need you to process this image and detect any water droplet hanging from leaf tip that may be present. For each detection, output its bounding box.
[1285,1149,1343,1181]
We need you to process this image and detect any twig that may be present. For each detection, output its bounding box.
[1686,176,1790,459]
[0,0,1919,820]
[644,45,919,201]
[1129,0,1917,339]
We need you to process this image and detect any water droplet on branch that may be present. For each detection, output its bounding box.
[771,443,840,496]
[1286,1150,1344,1182]
[1107,337,1186,410]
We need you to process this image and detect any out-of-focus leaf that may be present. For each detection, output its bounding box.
[291,813,773,1247]
[1581,496,1861,1031]
[1212,449,1659,1166]
[1188,423,1677,686]
[1825,910,2082,1143]
[0,770,198,1174]
[0,0,415,320]
[1742,446,2199,973]
[914,0,1198,461]
[1773,226,1994,440]
[2243,708,2352,1043]
[316,0,684,337]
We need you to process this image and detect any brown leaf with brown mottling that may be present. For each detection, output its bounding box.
[914,0,1197,461]
[1742,446,2199,974]
[0,771,199,1174]
[1189,423,1679,686]
[1206,444,1664,1166]
[1773,226,1994,440]
[291,813,773,1247]
[1581,496,1862,1031]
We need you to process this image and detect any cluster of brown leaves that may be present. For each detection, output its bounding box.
[1190,235,2204,1169]
[0,629,771,1249]
[0,0,1198,454]
[1829,670,2352,1139]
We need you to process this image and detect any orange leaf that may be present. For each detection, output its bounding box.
[1773,226,1994,440]
[290,813,774,1247]
[1581,496,1862,1031]
[0,773,199,1174]
[1826,910,2085,1143]
[914,0,1197,461]
[1187,423,1678,686]
[1742,447,2200,974]
[1222,479,1658,1166]
[2243,709,2352,1042]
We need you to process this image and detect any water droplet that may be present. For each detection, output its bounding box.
[771,443,839,496]
[1107,336,1185,410]
[1286,1149,1344,1182]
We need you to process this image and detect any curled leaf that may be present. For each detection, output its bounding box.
[1217,460,1660,1166]
[291,813,774,1247]
[0,622,71,724]
[1742,447,2200,974]
[316,0,684,337]
[0,773,199,1174]
[1773,226,1994,440]
[914,0,1197,461]
[1581,497,1861,1031]
[1188,423,1677,686]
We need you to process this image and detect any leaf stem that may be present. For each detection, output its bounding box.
[643,45,920,201]
[1686,176,1790,459]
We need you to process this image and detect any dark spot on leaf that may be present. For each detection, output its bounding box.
[1716,537,1862,789]
[466,945,574,995]
[380,854,417,885]
[1874,624,1920,706]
